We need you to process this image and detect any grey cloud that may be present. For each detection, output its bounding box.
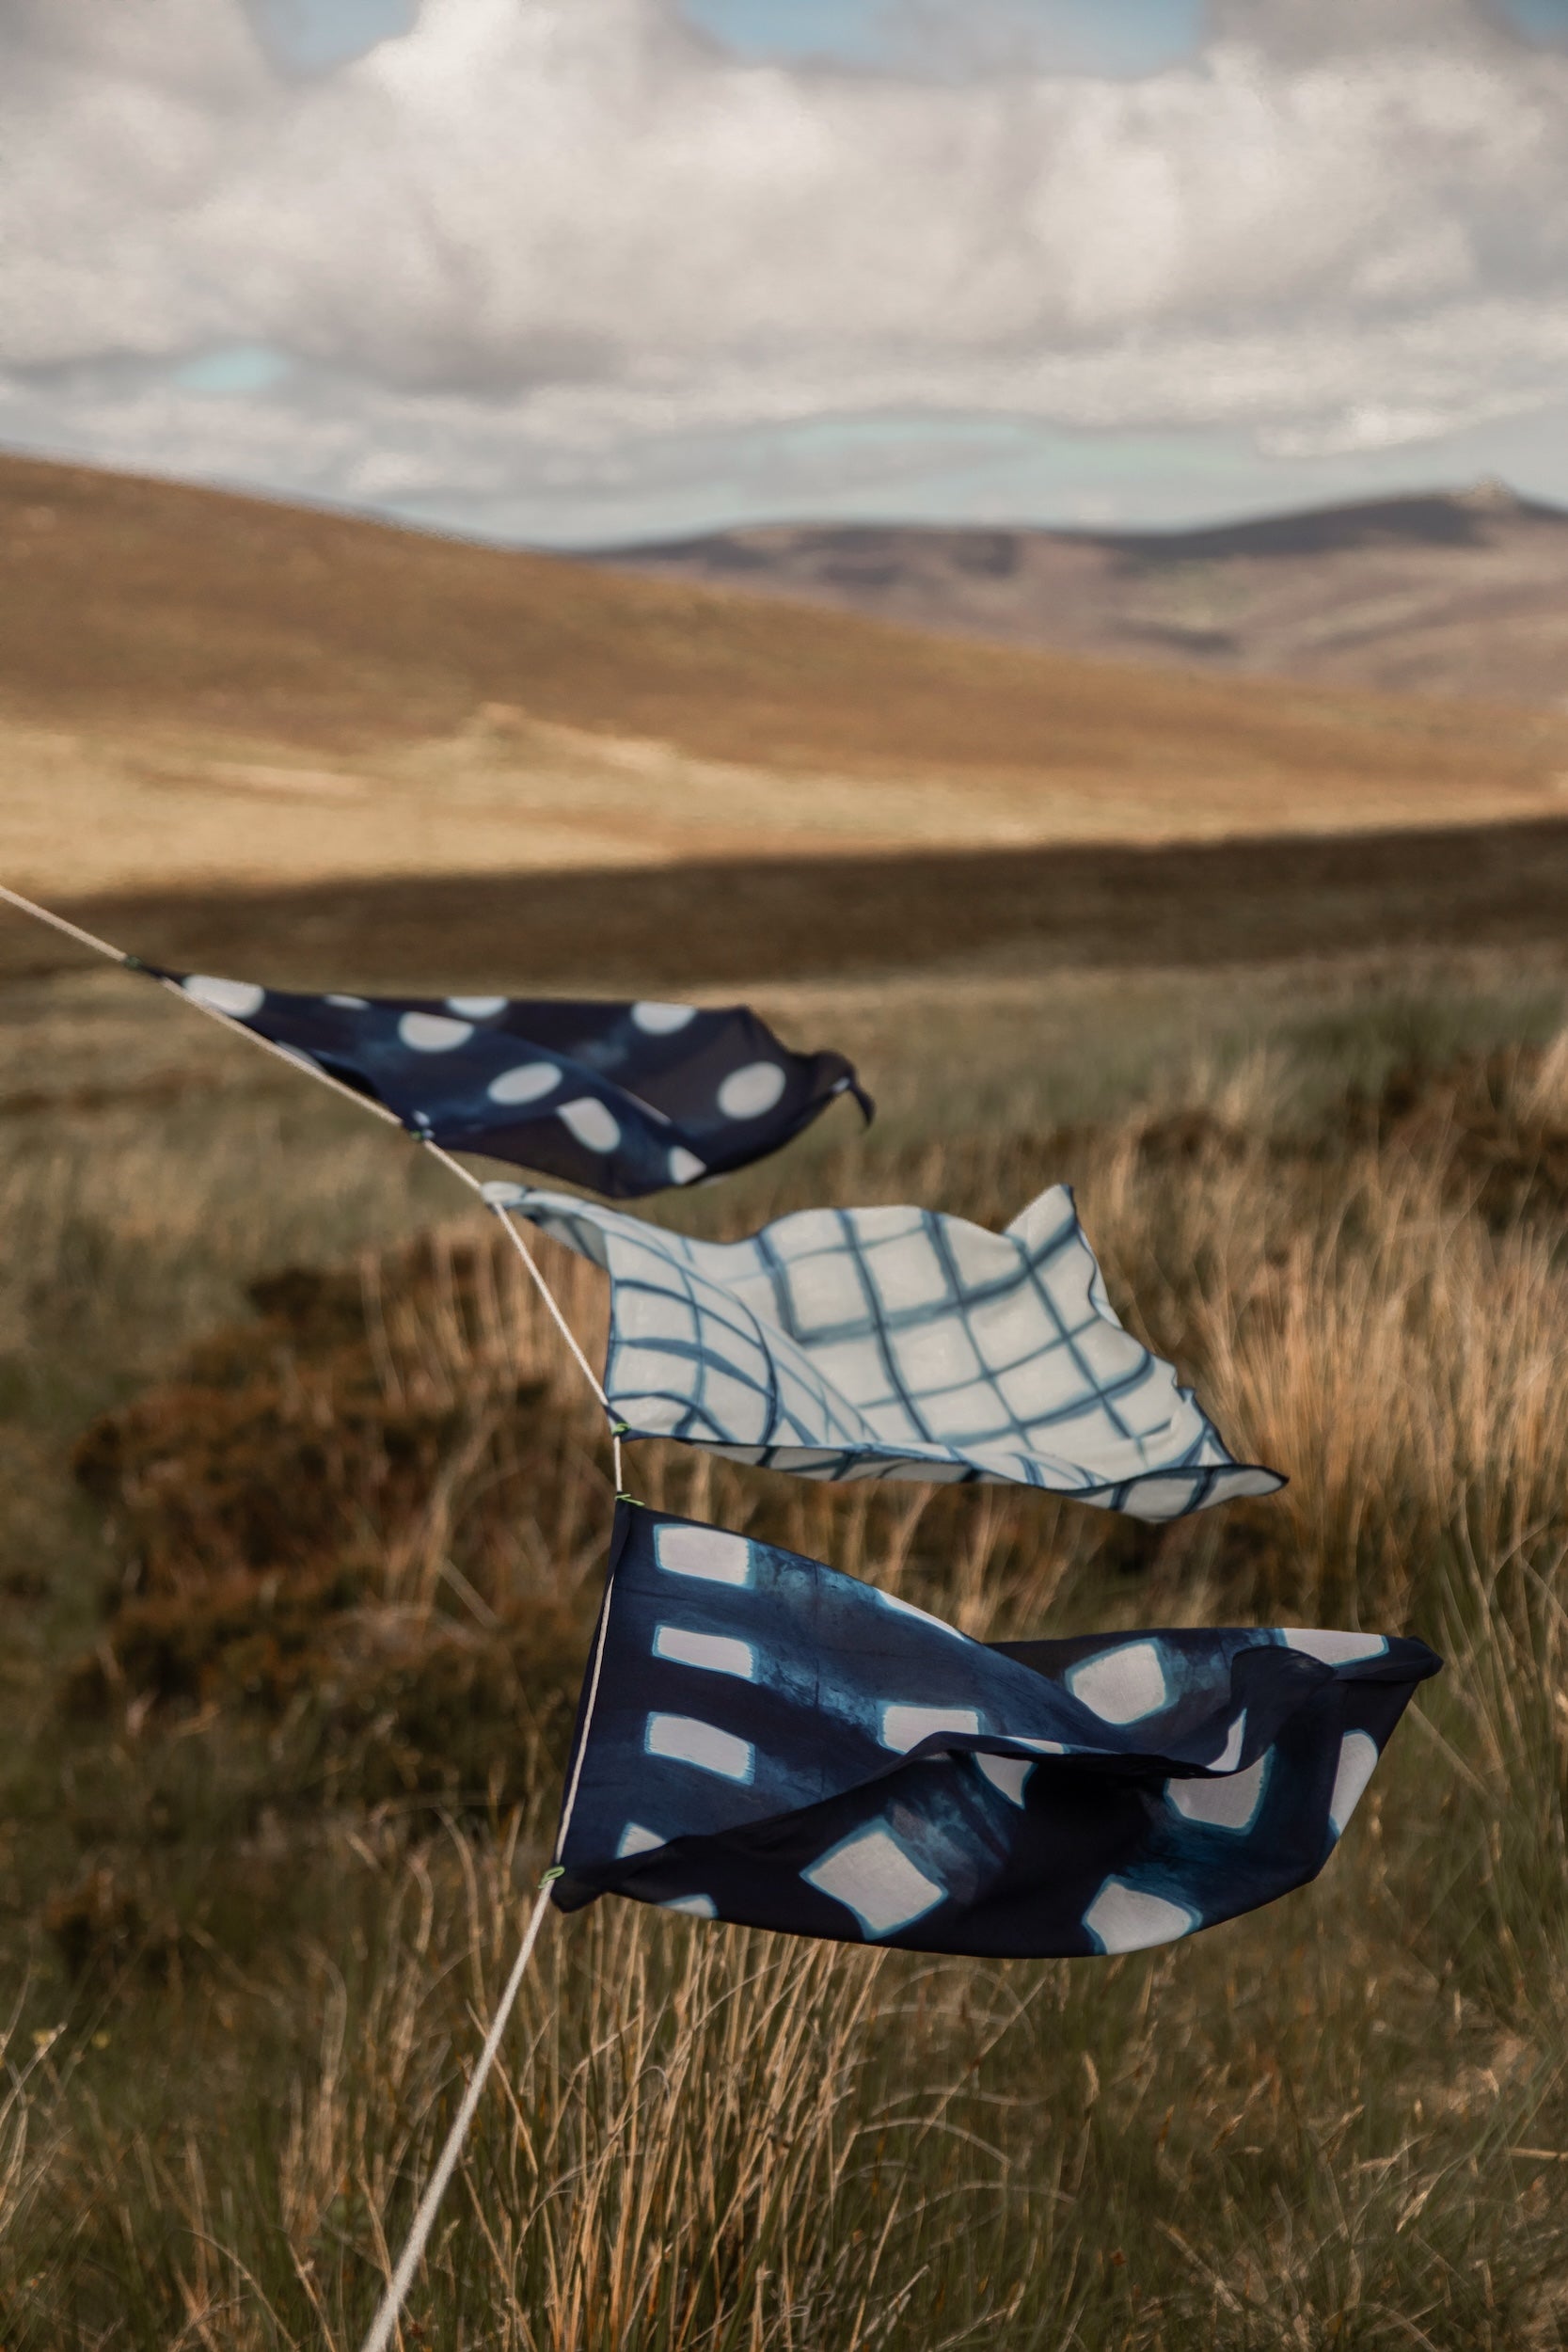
[4,0,1568,518]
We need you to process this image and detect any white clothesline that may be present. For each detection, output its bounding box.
[0,881,625,1486]
[0,877,629,2348]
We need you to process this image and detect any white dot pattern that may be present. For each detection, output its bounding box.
[718,1061,787,1119]
[182,975,265,1018]
[632,1001,698,1034]
[398,1012,473,1053]
[156,974,870,1198]
[558,1098,622,1152]
[487,1062,562,1105]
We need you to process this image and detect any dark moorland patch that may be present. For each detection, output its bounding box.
[5,815,1568,997]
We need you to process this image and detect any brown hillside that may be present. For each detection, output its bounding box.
[8,450,1568,779]
[3,452,1568,906]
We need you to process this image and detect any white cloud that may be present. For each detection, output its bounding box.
[5,0,1568,530]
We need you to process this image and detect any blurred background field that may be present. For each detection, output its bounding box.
[4,459,1568,2346]
[7,454,1568,910]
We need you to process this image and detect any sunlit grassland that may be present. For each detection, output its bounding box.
[1,945,1567,2346]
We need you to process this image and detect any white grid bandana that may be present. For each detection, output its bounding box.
[490,1183,1283,1519]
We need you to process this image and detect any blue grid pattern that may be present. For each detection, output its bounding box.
[492,1183,1285,1518]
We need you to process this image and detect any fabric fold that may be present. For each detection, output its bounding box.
[555,1503,1440,1958]
[491,1183,1284,1516]
[157,972,871,1197]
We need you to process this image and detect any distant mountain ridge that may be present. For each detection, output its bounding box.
[597,483,1568,706]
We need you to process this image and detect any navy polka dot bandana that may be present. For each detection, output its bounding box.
[152,974,872,1197]
[554,1502,1440,1958]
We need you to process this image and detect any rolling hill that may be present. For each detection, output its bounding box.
[600,481,1568,707]
[3,453,1568,915]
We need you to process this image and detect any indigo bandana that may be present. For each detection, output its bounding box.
[158,973,871,1198]
[555,1504,1440,1958]
[488,1184,1283,1517]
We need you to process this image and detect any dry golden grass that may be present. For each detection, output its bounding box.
[7,455,1568,903]
[3,948,1568,2346]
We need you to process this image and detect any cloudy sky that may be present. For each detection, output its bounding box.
[6,0,1568,545]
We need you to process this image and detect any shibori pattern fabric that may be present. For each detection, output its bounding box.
[156,973,871,1199]
[489,1184,1284,1518]
[555,1503,1441,1958]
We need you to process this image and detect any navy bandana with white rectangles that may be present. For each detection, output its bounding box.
[554,1503,1440,1959]
[157,973,871,1198]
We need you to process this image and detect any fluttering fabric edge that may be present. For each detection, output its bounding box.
[152,971,873,1198]
[489,1182,1286,1518]
[551,1502,1439,1960]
